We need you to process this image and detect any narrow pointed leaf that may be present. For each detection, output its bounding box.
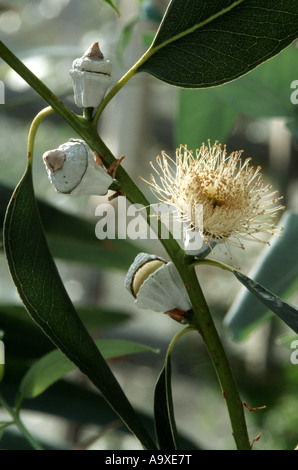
[101,0,120,17]
[0,183,139,269]
[0,304,131,359]
[3,163,156,450]
[154,354,179,450]
[154,367,176,450]
[233,270,298,335]
[138,0,298,88]
[19,339,159,400]
[225,212,298,340]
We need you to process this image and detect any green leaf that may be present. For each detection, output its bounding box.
[203,45,298,119]
[138,0,298,88]
[0,183,138,270]
[225,213,298,339]
[19,339,159,401]
[154,365,178,450]
[153,329,192,450]
[232,270,298,334]
[0,304,132,359]
[101,0,120,17]
[3,163,156,450]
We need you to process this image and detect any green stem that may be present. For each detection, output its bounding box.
[177,264,251,450]
[191,257,240,274]
[27,106,55,166]
[1,41,251,450]
[88,140,251,449]
[93,67,138,125]
[164,327,196,449]
[0,392,44,450]
[0,41,85,133]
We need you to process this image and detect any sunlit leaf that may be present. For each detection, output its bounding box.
[204,44,298,119]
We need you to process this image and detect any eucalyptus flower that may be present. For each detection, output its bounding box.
[146,141,285,256]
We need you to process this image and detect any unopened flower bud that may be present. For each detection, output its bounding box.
[69,42,112,109]
[125,253,192,321]
[43,139,113,197]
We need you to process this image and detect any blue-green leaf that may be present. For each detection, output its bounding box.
[232,270,298,335]
[225,212,298,340]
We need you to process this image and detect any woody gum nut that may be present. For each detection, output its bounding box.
[125,252,192,313]
[69,41,112,109]
[43,139,113,197]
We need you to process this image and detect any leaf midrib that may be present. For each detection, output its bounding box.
[148,0,245,57]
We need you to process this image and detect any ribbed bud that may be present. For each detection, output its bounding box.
[69,42,112,109]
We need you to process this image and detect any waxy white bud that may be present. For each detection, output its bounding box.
[69,42,112,109]
[43,139,113,197]
[125,253,192,320]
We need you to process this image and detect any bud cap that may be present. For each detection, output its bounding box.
[69,42,112,108]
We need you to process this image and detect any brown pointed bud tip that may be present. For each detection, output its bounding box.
[43,149,66,172]
[84,42,104,59]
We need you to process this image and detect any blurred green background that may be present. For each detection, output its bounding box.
[0,0,297,450]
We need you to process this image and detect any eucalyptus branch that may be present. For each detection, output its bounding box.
[1,41,251,450]
[190,257,238,273]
